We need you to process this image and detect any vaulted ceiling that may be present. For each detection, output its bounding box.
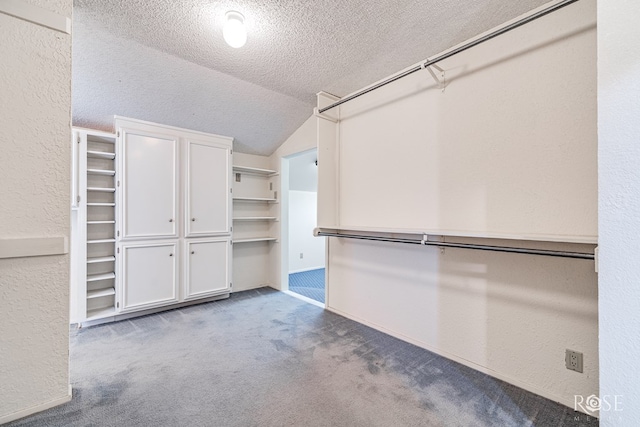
[72,0,550,155]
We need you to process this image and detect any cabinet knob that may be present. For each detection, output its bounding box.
[191,218,196,222]
[169,253,173,257]
[169,219,173,222]
[191,251,195,254]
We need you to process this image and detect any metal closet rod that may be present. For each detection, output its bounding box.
[316,231,595,260]
[318,0,580,114]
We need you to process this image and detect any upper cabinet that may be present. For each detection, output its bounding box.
[120,130,178,240]
[185,139,231,237]
[116,117,233,242]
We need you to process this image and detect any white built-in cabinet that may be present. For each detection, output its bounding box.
[120,131,178,240]
[120,240,179,312]
[184,238,231,300]
[71,118,233,325]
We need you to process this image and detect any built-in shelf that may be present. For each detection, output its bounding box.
[87,239,116,244]
[87,256,116,264]
[233,197,277,203]
[232,166,278,176]
[87,272,115,282]
[86,306,116,321]
[87,187,116,192]
[87,287,116,299]
[233,217,277,221]
[87,220,116,225]
[87,203,116,207]
[233,237,278,243]
[87,169,116,176]
[87,135,116,144]
[87,150,115,160]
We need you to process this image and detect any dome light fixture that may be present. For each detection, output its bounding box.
[223,11,247,48]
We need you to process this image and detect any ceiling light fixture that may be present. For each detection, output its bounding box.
[223,11,247,48]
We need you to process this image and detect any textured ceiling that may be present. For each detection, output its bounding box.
[72,0,551,155]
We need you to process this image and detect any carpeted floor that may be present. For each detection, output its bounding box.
[8,288,596,426]
[289,268,325,304]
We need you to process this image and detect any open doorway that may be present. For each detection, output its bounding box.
[280,149,326,306]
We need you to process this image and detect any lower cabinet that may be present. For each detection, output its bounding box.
[118,238,231,315]
[119,241,179,312]
[184,238,231,300]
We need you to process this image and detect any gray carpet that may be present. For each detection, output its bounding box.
[8,288,596,426]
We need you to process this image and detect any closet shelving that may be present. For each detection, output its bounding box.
[76,129,118,322]
[232,165,279,244]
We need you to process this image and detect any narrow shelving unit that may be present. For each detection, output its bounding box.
[75,128,118,324]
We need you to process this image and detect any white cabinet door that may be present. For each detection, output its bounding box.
[120,241,179,311]
[184,238,230,300]
[185,140,230,237]
[121,131,178,239]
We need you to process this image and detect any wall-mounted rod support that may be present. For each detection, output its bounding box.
[318,0,580,114]
[316,231,595,260]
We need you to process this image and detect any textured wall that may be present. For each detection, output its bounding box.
[598,1,640,425]
[0,0,72,420]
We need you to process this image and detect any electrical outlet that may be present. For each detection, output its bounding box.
[300,253,303,259]
[235,173,241,182]
[566,349,583,373]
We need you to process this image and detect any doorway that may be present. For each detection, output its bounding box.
[280,149,325,307]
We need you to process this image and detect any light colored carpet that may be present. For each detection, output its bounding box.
[8,288,595,426]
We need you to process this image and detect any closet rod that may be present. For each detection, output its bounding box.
[318,0,580,114]
[316,232,595,260]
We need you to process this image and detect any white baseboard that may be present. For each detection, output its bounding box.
[289,266,324,274]
[0,392,72,424]
[325,304,593,416]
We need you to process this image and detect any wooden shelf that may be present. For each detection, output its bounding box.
[87,150,115,160]
[87,239,116,244]
[86,306,116,321]
[233,237,278,243]
[87,187,116,192]
[87,287,116,299]
[232,165,278,176]
[87,220,116,225]
[87,203,116,207]
[87,256,115,264]
[87,272,115,282]
[233,197,277,203]
[87,169,116,176]
[233,217,277,221]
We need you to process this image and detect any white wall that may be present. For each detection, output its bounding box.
[336,2,596,241]
[598,1,640,425]
[0,0,72,422]
[268,115,317,289]
[288,191,324,273]
[319,0,598,410]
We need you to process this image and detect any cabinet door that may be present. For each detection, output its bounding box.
[121,131,178,239]
[185,140,230,237]
[120,241,179,311]
[184,238,230,300]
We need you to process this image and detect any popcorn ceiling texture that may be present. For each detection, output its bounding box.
[0,0,72,420]
[72,0,550,155]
